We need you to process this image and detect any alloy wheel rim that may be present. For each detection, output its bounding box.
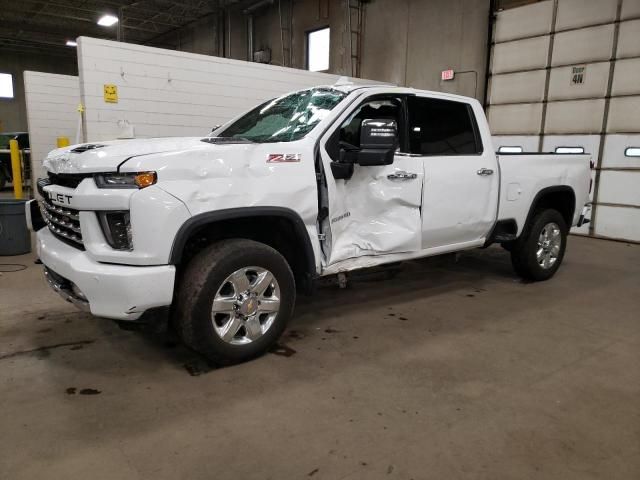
[536,222,562,269]
[211,266,280,345]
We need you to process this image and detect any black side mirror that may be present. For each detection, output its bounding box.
[350,118,398,167]
[360,118,399,150]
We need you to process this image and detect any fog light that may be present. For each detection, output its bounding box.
[98,211,133,250]
[71,283,88,302]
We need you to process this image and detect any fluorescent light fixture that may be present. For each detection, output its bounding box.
[0,73,14,99]
[97,14,118,27]
[66,40,77,47]
[555,146,585,154]
[625,147,640,157]
[498,146,523,153]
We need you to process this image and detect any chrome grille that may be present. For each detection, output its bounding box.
[40,197,84,247]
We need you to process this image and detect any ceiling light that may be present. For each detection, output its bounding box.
[66,40,77,47]
[97,14,118,27]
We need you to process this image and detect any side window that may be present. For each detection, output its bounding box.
[408,96,482,156]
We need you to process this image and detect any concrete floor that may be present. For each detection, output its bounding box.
[0,236,638,479]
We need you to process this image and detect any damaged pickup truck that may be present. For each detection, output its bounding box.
[27,85,592,364]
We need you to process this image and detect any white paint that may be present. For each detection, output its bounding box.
[32,85,592,320]
[497,153,592,235]
[36,228,175,319]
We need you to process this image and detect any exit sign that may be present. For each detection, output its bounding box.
[441,69,455,81]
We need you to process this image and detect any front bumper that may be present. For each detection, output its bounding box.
[37,228,176,320]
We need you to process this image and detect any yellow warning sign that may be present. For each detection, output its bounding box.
[103,84,118,103]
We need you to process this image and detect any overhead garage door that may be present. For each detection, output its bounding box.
[488,0,640,242]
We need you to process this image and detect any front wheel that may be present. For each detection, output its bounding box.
[510,209,568,281]
[175,239,295,365]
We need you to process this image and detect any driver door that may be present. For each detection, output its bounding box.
[320,95,424,266]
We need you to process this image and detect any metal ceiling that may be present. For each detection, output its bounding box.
[0,0,273,57]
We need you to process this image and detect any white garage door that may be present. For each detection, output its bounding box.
[488,0,640,242]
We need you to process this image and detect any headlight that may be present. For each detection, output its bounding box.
[94,171,157,189]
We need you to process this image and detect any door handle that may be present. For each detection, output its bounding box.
[477,168,494,176]
[387,171,418,180]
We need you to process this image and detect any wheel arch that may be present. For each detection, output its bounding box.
[169,207,317,292]
[522,186,576,234]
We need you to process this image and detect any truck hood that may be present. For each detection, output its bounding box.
[43,137,207,174]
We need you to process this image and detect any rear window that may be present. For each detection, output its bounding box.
[408,97,482,155]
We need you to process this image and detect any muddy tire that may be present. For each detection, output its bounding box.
[175,239,295,366]
[511,209,568,281]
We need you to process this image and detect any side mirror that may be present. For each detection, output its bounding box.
[360,118,399,151]
[341,118,398,167]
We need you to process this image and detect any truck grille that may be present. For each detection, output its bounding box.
[47,172,92,189]
[37,177,84,248]
[40,197,84,248]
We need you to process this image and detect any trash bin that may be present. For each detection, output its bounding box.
[0,199,31,255]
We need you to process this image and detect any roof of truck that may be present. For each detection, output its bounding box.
[327,82,478,103]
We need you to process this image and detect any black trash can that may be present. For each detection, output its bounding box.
[0,199,31,255]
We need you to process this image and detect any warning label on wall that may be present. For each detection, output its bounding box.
[104,84,118,103]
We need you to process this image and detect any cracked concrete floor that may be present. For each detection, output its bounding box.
[0,236,639,480]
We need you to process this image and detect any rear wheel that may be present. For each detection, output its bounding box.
[175,239,295,365]
[510,209,567,281]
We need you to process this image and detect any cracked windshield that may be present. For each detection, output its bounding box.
[218,88,346,143]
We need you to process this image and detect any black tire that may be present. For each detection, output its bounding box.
[510,209,568,281]
[175,239,295,366]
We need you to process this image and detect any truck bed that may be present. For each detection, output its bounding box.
[496,153,592,235]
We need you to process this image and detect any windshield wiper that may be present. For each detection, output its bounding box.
[201,137,255,144]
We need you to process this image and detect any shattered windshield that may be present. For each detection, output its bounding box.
[216,88,346,143]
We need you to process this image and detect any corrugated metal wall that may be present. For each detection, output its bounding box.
[488,0,640,242]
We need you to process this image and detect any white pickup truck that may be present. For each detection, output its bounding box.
[27,85,591,364]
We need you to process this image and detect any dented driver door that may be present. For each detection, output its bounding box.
[319,95,424,268]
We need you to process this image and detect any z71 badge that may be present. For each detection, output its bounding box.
[267,153,301,163]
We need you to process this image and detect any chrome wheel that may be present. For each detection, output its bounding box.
[211,266,280,345]
[536,222,562,269]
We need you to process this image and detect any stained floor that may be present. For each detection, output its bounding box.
[1,236,639,479]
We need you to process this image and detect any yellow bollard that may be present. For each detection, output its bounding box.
[57,136,70,148]
[9,139,23,200]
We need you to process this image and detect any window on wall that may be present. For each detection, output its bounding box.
[555,147,585,154]
[0,73,14,99]
[408,96,483,155]
[498,146,524,153]
[307,27,330,72]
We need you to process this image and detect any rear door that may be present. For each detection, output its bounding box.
[407,95,498,249]
[320,94,424,266]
